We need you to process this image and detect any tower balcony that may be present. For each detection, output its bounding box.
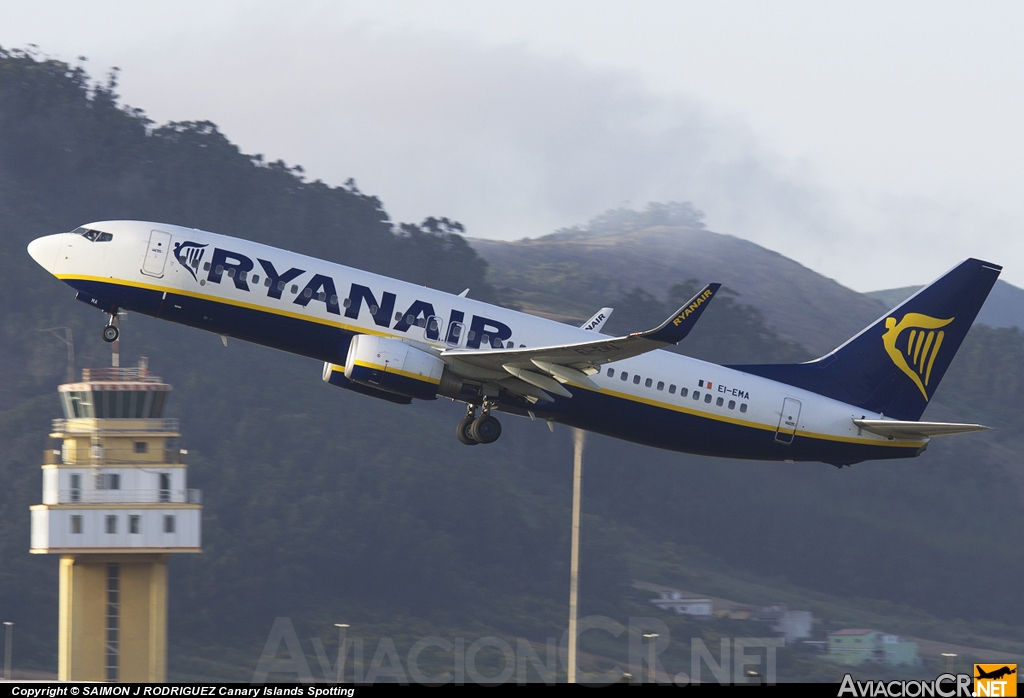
[49,488,203,505]
[51,418,180,436]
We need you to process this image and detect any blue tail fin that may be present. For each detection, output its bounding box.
[730,259,1001,420]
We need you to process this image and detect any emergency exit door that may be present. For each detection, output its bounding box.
[775,397,802,444]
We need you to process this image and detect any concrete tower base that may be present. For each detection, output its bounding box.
[58,554,169,682]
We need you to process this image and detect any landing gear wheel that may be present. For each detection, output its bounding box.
[102,325,119,343]
[456,417,479,445]
[470,415,502,444]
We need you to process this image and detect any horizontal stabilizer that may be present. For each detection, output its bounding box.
[853,419,990,439]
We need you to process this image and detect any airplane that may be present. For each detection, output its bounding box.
[27,221,1000,466]
[975,666,1016,681]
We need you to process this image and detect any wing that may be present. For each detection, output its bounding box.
[441,283,720,399]
[853,419,990,439]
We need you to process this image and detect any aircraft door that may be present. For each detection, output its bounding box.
[775,397,801,444]
[141,230,172,277]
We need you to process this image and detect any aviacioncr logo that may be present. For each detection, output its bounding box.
[173,241,208,281]
[882,312,955,401]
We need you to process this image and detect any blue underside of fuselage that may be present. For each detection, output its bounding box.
[69,278,922,464]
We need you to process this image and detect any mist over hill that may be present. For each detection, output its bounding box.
[472,204,890,356]
[1,49,1022,680]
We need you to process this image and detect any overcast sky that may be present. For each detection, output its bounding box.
[3,1,1022,291]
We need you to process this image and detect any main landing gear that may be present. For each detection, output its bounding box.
[101,312,120,343]
[456,403,502,445]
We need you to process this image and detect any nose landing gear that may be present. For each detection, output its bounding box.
[456,402,503,445]
[101,322,119,343]
[101,310,120,343]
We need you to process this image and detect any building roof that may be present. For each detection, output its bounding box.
[831,629,877,636]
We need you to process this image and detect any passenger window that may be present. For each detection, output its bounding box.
[395,312,403,321]
[342,298,351,307]
[215,265,224,275]
[693,391,700,400]
[740,403,748,413]
[265,278,272,287]
[329,295,338,306]
[204,262,212,271]
[251,274,259,284]
[491,336,504,348]
[291,284,299,294]
[481,334,489,345]
[467,331,476,341]
[506,341,514,348]
[728,400,736,410]
[716,397,724,407]
[239,270,247,281]
[447,322,464,346]
[681,387,688,397]
[645,378,653,388]
[318,292,326,301]
[227,268,235,278]
[621,372,628,381]
[705,393,712,403]
[607,368,615,377]
[669,384,676,394]
[657,381,664,391]
[303,288,312,298]
[633,375,641,385]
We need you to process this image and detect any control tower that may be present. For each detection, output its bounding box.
[30,360,201,682]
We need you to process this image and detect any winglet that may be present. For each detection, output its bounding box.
[580,307,614,332]
[638,283,721,345]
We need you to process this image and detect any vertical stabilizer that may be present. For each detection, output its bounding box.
[731,259,1001,420]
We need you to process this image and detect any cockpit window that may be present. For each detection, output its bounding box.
[71,227,113,242]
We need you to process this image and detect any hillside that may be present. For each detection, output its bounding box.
[1,50,1022,682]
[471,208,890,355]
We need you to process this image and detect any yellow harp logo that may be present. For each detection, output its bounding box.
[882,313,955,401]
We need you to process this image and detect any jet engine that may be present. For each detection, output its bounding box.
[343,334,446,401]
[322,362,413,405]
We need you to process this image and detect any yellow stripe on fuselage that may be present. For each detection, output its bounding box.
[64,274,922,450]
[351,359,442,385]
[57,273,392,339]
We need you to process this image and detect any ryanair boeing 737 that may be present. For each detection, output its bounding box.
[27,221,1000,465]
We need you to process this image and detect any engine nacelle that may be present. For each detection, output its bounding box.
[322,362,413,404]
[344,334,445,401]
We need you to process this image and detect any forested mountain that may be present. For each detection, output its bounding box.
[471,207,891,356]
[1,49,1021,680]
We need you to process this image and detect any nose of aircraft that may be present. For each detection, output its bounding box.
[27,233,65,274]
